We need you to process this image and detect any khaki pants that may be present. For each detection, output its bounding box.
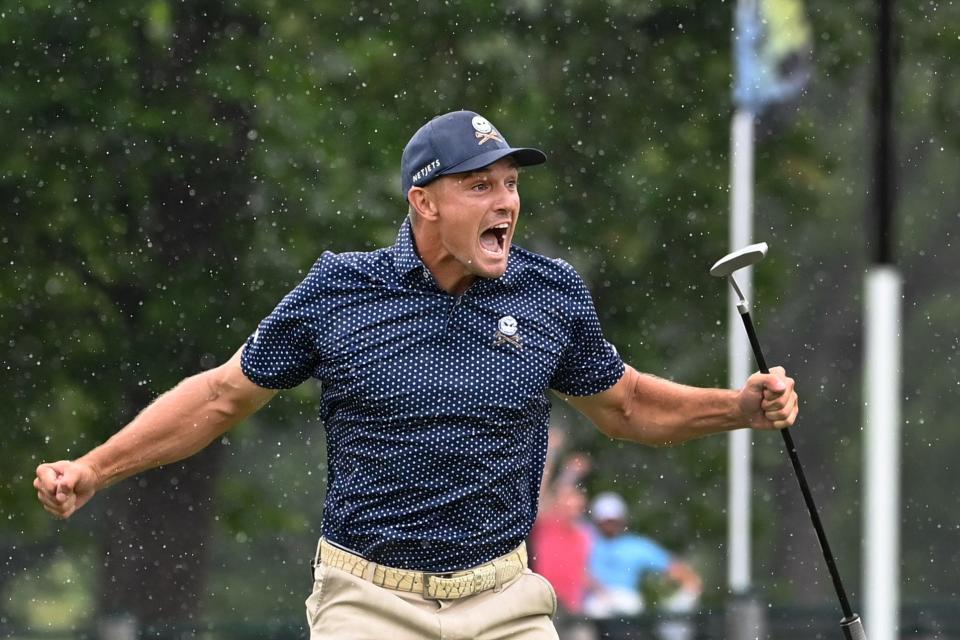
[305,545,559,640]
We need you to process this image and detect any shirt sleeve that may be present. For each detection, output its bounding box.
[633,536,672,573]
[549,261,625,396]
[240,257,325,389]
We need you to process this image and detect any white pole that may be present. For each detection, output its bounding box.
[863,266,902,640]
[728,108,755,595]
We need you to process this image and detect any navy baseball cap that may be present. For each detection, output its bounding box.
[401,110,547,197]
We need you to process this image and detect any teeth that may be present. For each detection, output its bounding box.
[492,223,509,229]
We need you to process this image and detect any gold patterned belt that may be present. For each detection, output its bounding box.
[317,538,527,600]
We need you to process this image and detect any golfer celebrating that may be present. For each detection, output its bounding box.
[35,110,798,639]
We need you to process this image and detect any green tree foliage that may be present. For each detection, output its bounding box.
[1,0,274,629]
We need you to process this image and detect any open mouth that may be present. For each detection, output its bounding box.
[479,222,509,256]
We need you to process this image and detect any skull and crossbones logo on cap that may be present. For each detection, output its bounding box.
[472,115,503,146]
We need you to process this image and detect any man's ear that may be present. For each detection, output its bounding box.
[408,185,439,222]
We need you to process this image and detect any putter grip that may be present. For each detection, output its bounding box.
[841,615,867,640]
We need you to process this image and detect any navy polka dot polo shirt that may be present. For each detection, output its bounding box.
[241,218,624,572]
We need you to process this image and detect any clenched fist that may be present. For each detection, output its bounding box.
[34,460,100,519]
[737,366,799,430]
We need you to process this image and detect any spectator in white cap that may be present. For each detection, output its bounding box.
[584,492,702,623]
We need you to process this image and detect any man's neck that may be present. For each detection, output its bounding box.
[411,226,476,296]
[427,268,474,296]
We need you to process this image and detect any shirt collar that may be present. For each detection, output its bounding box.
[390,217,522,288]
[391,217,425,278]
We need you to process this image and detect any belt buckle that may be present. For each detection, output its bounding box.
[423,572,449,597]
[423,571,457,599]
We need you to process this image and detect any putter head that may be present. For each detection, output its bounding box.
[710,242,769,278]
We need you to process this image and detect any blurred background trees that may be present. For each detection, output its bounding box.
[1,0,957,636]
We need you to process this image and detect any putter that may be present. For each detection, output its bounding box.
[711,243,867,640]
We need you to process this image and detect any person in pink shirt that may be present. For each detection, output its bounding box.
[530,429,596,640]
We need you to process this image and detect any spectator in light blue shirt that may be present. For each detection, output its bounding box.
[585,492,702,620]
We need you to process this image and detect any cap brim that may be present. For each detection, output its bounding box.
[438,147,547,178]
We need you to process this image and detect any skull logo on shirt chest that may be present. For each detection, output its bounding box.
[494,315,522,350]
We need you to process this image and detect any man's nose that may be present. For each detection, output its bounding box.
[492,183,518,211]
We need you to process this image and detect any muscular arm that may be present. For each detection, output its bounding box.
[34,347,277,518]
[561,364,797,447]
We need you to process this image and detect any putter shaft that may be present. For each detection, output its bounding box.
[738,311,860,626]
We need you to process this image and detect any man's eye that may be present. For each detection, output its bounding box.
[472,183,488,191]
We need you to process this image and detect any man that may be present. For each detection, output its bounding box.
[584,492,702,623]
[35,110,798,639]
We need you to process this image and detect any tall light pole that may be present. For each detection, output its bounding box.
[863,0,901,637]
[727,1,811,636]
[726,3,762,637]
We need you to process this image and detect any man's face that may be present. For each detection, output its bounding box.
[424,157,520,281]
[597,518,626,538]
